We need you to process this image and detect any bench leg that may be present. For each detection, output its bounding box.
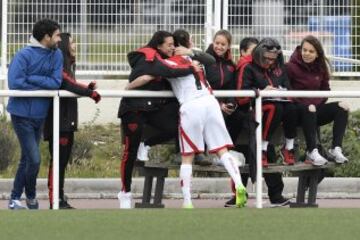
[290,170,319,208]
[142,175,153,204]
[135,167,168,208]
[152,177,165,208]
[307,172,319,206]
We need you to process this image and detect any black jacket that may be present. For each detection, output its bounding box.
[242,62,291,92]
[118,47,194,117]
[204,45,236,90]
[44,70,93,140]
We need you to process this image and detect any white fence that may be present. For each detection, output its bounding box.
[1,0,360,76]
[1,89,360,209]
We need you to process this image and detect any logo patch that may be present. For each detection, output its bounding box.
[227,65,235,72]
[273,67,282,77]
[128,123,138,132]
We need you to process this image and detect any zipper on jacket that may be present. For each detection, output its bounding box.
[264,71,274,87]
[219,62,224,87]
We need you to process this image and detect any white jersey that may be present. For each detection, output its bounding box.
[163,55,233,154]
[164,56,212,105]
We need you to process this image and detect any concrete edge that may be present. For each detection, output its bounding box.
[1,177,360,200]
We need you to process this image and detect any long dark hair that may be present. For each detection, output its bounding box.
[252,37,284,68]
[147,31,173,49]
[58,32,75,77]
[301,35,331,79]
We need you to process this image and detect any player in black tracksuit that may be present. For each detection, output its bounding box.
[118,31,197,206]
[44,33,101,209]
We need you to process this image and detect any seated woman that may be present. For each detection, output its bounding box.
[286,35,349,164]
[241,38,298,167]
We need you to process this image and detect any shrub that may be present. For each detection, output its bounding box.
[0,115,19,171]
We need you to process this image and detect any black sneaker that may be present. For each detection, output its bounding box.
[59,200,75,209]
[270,197,291,208]
[26,198,39,210]
[224,196,236,207]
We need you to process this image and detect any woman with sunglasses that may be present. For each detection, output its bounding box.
[286,35,348,165]
[241,38,298,169]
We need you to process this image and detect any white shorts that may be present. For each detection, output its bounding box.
[179,95,233,155]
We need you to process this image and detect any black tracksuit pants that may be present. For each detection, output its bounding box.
[262,101,298,141]
[48,131,74,204]
[120,101,178,192]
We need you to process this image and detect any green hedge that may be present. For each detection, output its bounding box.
[1,111,360,178]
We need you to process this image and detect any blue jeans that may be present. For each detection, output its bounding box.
[10,115,44,200]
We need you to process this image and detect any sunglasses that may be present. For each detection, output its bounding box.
[263,45,281,51]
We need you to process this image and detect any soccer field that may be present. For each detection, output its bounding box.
[1,209,359,240]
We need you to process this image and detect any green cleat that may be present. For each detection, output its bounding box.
[236,186,247,208]
[182,203,194,209]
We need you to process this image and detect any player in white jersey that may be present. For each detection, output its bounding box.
[130,30,247,208]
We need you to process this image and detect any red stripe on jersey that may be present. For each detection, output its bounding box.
[179,125,200,154]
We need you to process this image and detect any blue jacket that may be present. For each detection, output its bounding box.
[7,38,63,119]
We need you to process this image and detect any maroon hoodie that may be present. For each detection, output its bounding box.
[286,46,330,106]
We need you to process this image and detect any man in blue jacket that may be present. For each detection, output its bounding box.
[7,19,63,210]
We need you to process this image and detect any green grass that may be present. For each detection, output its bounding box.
[0,208,360,240]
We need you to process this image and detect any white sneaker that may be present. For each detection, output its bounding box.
[328,147,348,164]
[118,191,132,209]
[212,155,223,166]
[306,148,328,166]
[137,142,150,161]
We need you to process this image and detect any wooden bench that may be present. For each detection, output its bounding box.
[134,161,335,208]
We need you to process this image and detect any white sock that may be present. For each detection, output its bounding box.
[180,164,192,204]
[262,141,269,151]
[285,138,294,150]
[220,152,243,189]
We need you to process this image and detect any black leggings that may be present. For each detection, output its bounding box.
[120,102,178,192]
[296,102,348,151]
[262,102,298,141]
[48,131,74,203]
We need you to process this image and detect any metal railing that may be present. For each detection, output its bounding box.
[1,89,360,209]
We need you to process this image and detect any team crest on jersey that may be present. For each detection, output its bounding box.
[227,65,235,72]
[127,123,138,132]
[273,67,282,77]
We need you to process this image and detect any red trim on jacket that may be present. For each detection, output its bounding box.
[236,55,253,106]
[137,47,158,62]
[62,71,89,89]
